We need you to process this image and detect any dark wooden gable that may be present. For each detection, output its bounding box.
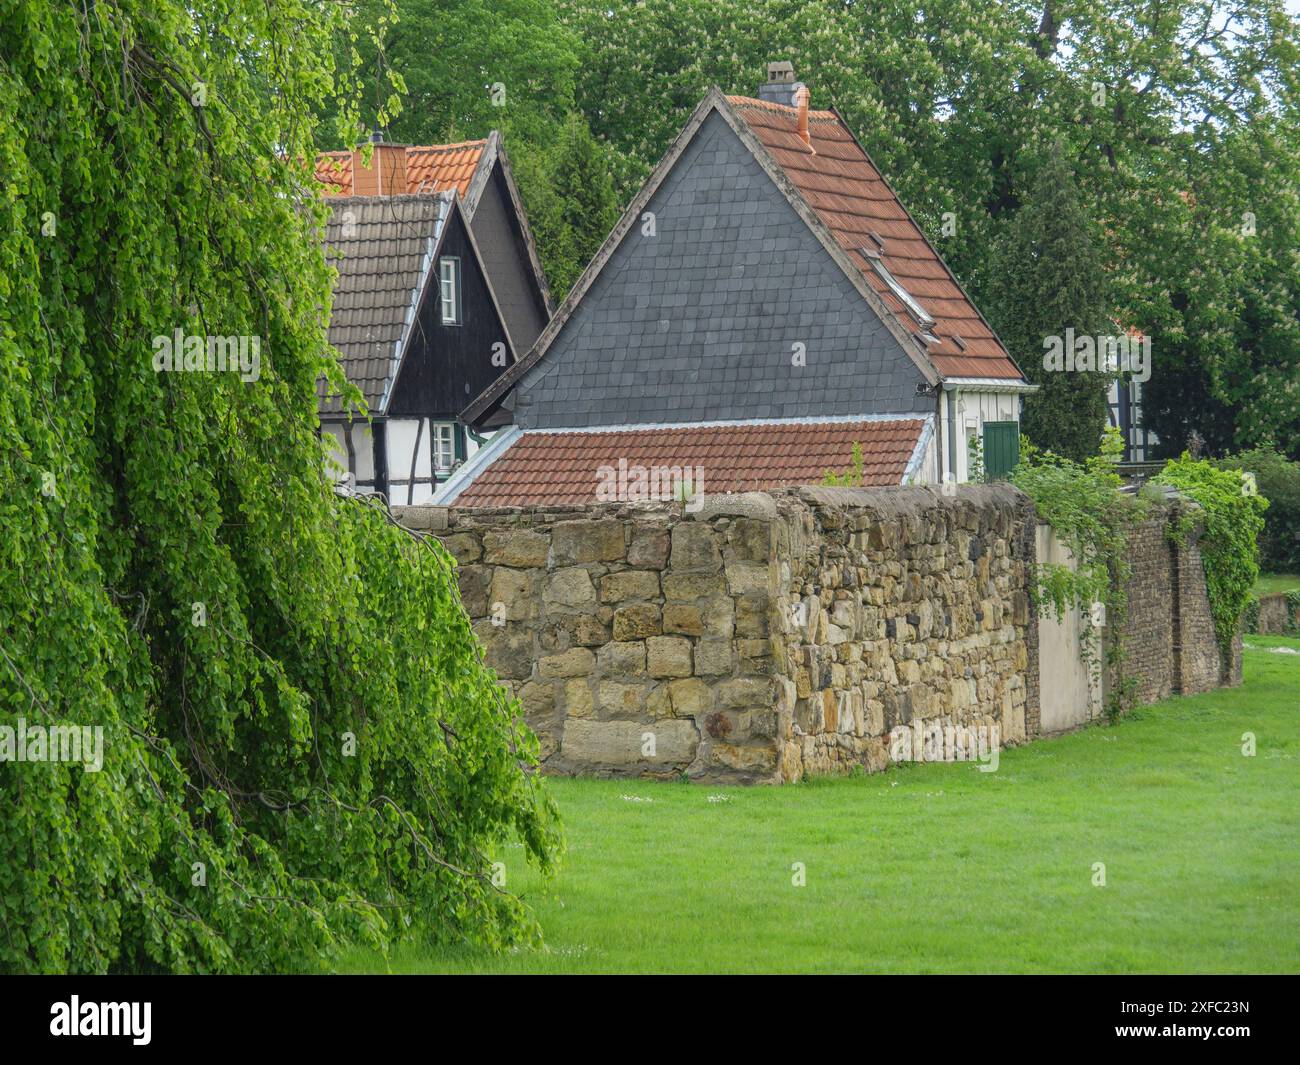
[386,205,514,420]
[469,161,550,353]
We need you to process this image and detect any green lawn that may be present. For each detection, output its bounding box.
[1255,572,1300,597]
[343,636,1300,974]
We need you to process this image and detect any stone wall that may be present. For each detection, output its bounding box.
[400,496,786,783]
[767,485,1031,781]
[1255,593,1300,635]
[395,482,1238,784]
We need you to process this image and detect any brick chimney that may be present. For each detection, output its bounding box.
[352,132,408,196]
[757,61,804,108]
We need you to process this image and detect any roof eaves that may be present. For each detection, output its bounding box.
[902,416,935,483]
[431,424,523,505]
[461,132,498,216]
[521,411,929,434]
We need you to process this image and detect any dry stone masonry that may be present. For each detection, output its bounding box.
[395,484,1238,784]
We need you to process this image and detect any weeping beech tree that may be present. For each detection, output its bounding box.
[0,0,560,973]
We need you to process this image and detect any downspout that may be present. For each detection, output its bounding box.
[946,386,958,483]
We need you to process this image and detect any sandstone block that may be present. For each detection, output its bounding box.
[613,603,662,640]
[553,520,625,564]
[647,636,692,678]
[482,528,549,567]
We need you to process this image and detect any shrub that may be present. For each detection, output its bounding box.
[1217,447,1300,572]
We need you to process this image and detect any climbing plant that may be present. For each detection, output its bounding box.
[0,0,559,974]
[1011,428,1146,718]
[1154,455,1268,659]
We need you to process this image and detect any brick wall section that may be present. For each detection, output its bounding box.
[394,484,1237,784]
[1117,502,1241,699]
[1255,594,1300,634]
[1177,530,1243,690]
[1118,514,1176,705]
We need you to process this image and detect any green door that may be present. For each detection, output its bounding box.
[983,421,1019,480]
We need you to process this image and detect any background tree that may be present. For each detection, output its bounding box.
[0,0,559,974]
[986,140,1112,462]
[555,0,1300,457]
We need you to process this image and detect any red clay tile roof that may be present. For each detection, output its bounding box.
[453,419,926,507]
[316,140,487,197]
[727,95,1021,380]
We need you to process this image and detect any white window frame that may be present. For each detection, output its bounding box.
[432,422,456,473]
[439,257,461,325]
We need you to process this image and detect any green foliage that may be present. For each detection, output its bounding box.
[966,432,987,484]
[986,140,1111,463]
[822,442,866,487]
[513,112,623,300]
[1154,455,1269,657]
[1011,432,1146,717]
[0,0,559,974]
[1218,448,1300,571]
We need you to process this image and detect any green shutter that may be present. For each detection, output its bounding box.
[983,421,1019,480]
[453,422,467,463]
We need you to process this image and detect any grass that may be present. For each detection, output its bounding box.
[342,637,1300,974]
[1255,572,1300,597]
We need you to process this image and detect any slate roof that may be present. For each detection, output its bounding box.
[316,140,487,197]
[463,89,1023,426]
[725,95,1019,379]
[451,418,927,507]
[319,194,450,415]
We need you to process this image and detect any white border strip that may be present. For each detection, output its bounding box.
[526,411,930,435]
[901,416,934,484]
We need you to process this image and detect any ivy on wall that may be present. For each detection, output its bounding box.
[1154,456,1268,658]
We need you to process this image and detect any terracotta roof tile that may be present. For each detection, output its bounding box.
[454,419,926,507]
[726,96,1021,380]
[316,140,487,197]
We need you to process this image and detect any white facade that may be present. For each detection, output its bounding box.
[938,381,1032,483]
[322,419,488,504]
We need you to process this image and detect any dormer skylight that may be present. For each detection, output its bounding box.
[867,256,935,329]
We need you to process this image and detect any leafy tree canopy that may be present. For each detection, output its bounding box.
[0,0,559,974]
